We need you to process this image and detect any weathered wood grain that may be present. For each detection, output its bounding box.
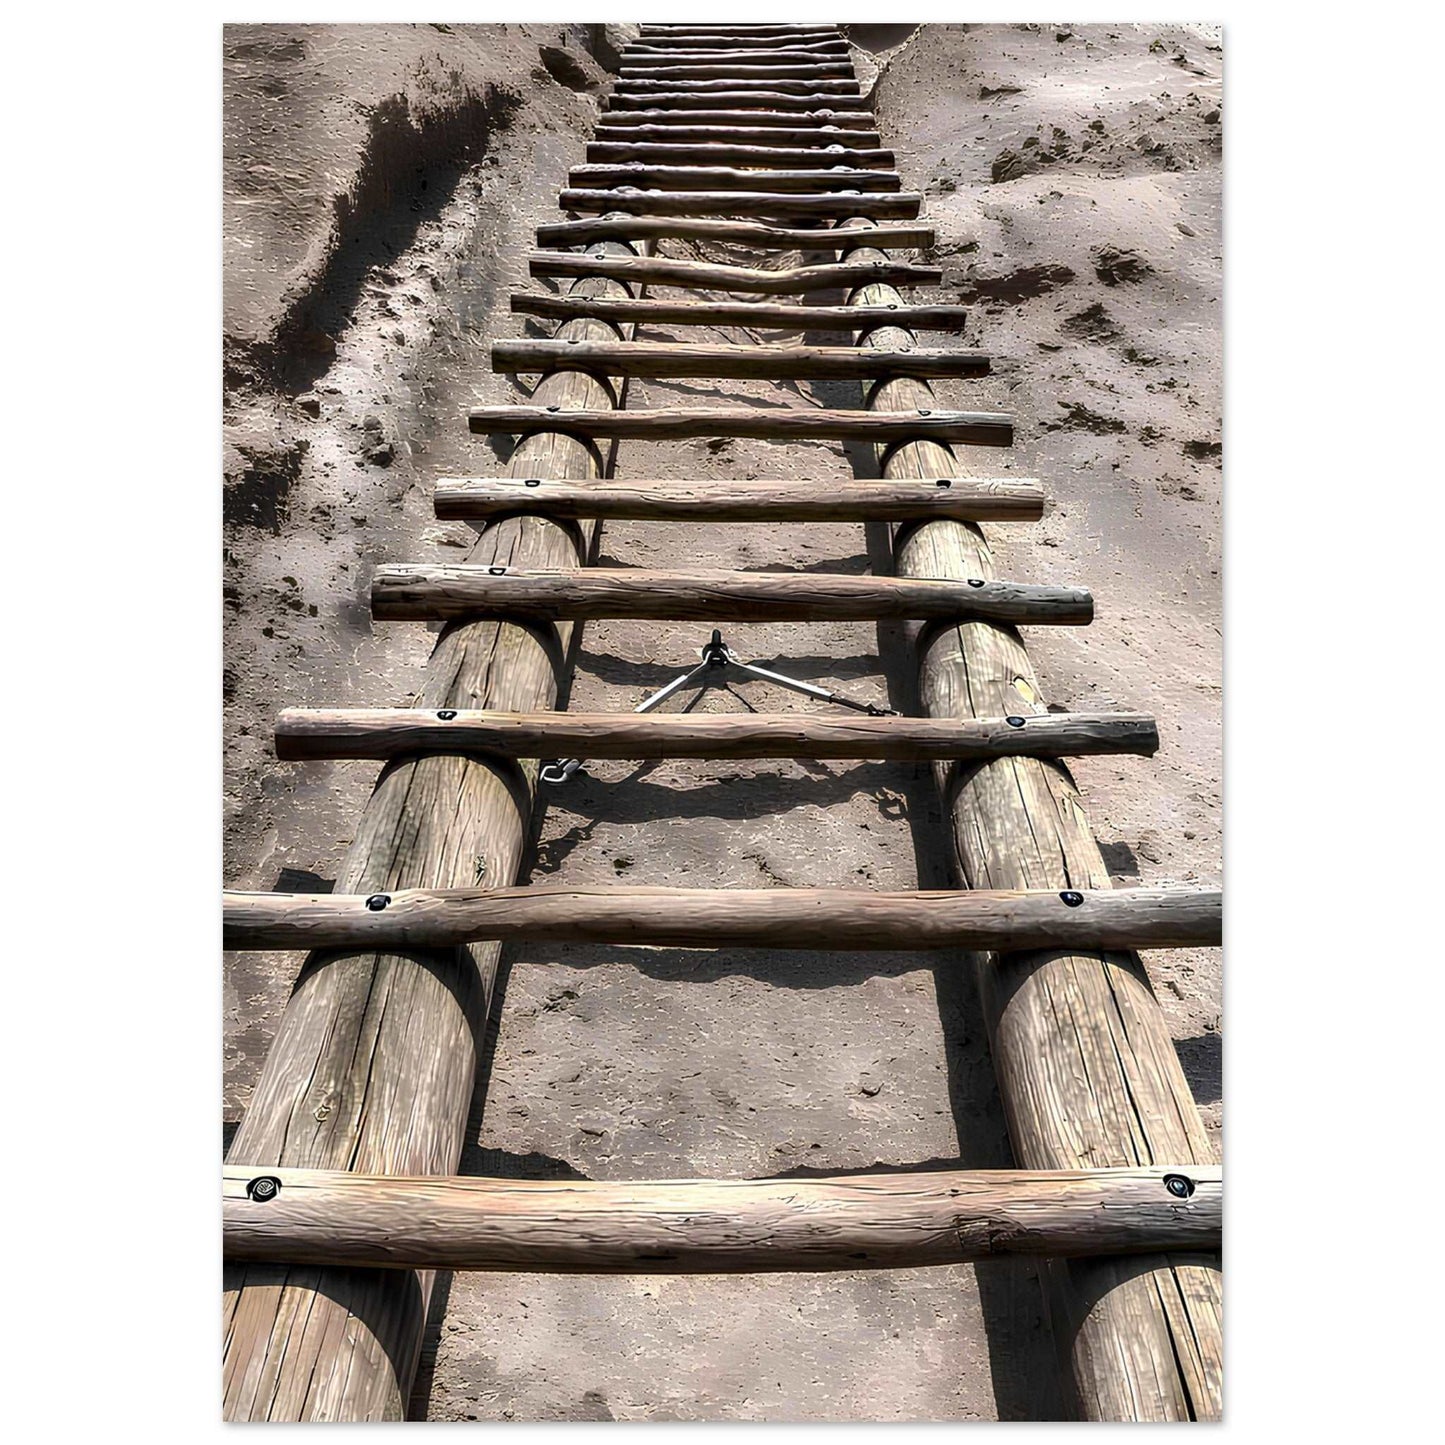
[595,109,878,131]
[223,1165,1222,1273]
[604,91,870,113]
[273,708,1157,764]
[526,252,937,293]
[586,141,896,168]
[511,294,966,330]
[469,404,1008,445]
[845,220,1224,1421]
[618,63,854,82]
[626,42,849,58]
[221,223,648,1422]
[432,476,1044,523]
[559,189,919,219]
[570,164,901,193]
[494,339,984,381]
[612,77,860,96]
[640,25,841,40]
[370,566,1091,625]
[536,216,925,249]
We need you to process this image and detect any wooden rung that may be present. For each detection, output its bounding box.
[225,884,1219,953]
[371,566,1085,624]
[525,251,940,294]
[618,64,855,82]
[433,476,1045,523]
[613,76,861,95]
[586,142,896,168]
[641,25,842,39]
[223,1162,1220,1273]
[605,92,871,113]
[569,164,901,193]
[593,124,885,149]
[535,217,930,251]
[596,110,879,131]
[559,190,921,220]
[624,47,850,63]
[468,404,1010,447]
[275,709,1158,764]
[626,38,847,50]
[511,296,966,331]
[493,339,986,382]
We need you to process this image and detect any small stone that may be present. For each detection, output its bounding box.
[296,392,321,417]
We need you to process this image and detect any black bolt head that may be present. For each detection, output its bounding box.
[935,478,952,488]
[967,578,986,588]
[246,1175,282,1202]
[365,894,391,911]
[1005,715,1026,728]
[1059,890,1084,907]
[437,710,457,721]
[1164,1173,1195,1199]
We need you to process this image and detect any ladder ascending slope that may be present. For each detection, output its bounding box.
[222,23,1221,1423]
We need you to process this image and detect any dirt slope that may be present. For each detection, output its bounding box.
[223,22,1221,1422]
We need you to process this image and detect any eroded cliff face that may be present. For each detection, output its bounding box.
[223,23,1220,1422]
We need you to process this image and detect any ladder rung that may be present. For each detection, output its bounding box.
[560,189,920,220]
[526,251,938,294]
[370,567,1087,624]
[223,1161,1221,1272]
[586,142,896,168]
[624,47,850,64]
[511,294,966,330]
[493,339,986,381]
[432,476,1044,523]
[596,109,878,130]
[612,77,860,97]
[618,64,855,82]
[224,885,1220,953]
[535,217,928,249]
[275,709,1158,763]
[604,92,871,112]
[468,404,1010,446]
[570,164,901,193]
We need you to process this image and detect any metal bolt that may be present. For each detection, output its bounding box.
[1164,1173,1195,1200]
[1005,715,1026,728]
[546,404,560,413]
[437,709,457,720]
[524,478,542,487]
[917,408,931,417]
[365,894,391,911]
[935,478,952,488]
[967,578,986,588]
[1059,890,1084,907]
[488,565,508,575]
[246,1176,282,1202]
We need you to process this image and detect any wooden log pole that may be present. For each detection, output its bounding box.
[536,216,927,249]
[273,709,1158,764]
[570,164,901,193]
[432,476,1044,523]
[469,404,1008,445]
[585,142,897,167]
[511,294,967,331]
[494,339,983,381]
[226,886,1221,955]
[526,252,937,293]
[220,219,649,1420]
[370,566,1090,625]
[596,118,883,142]
[223,1165,1222,1274]
[844,221,1224,1420]
[558,189,919,219]
[639,25,842,41]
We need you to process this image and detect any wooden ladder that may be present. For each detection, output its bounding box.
[222,23,1222,1423]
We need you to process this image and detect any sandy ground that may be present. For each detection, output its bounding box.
[223,22,1221,1422]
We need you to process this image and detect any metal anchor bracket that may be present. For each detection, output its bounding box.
[540,628,896,785]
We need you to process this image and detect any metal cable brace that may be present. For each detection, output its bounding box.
[539,629,896,784]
